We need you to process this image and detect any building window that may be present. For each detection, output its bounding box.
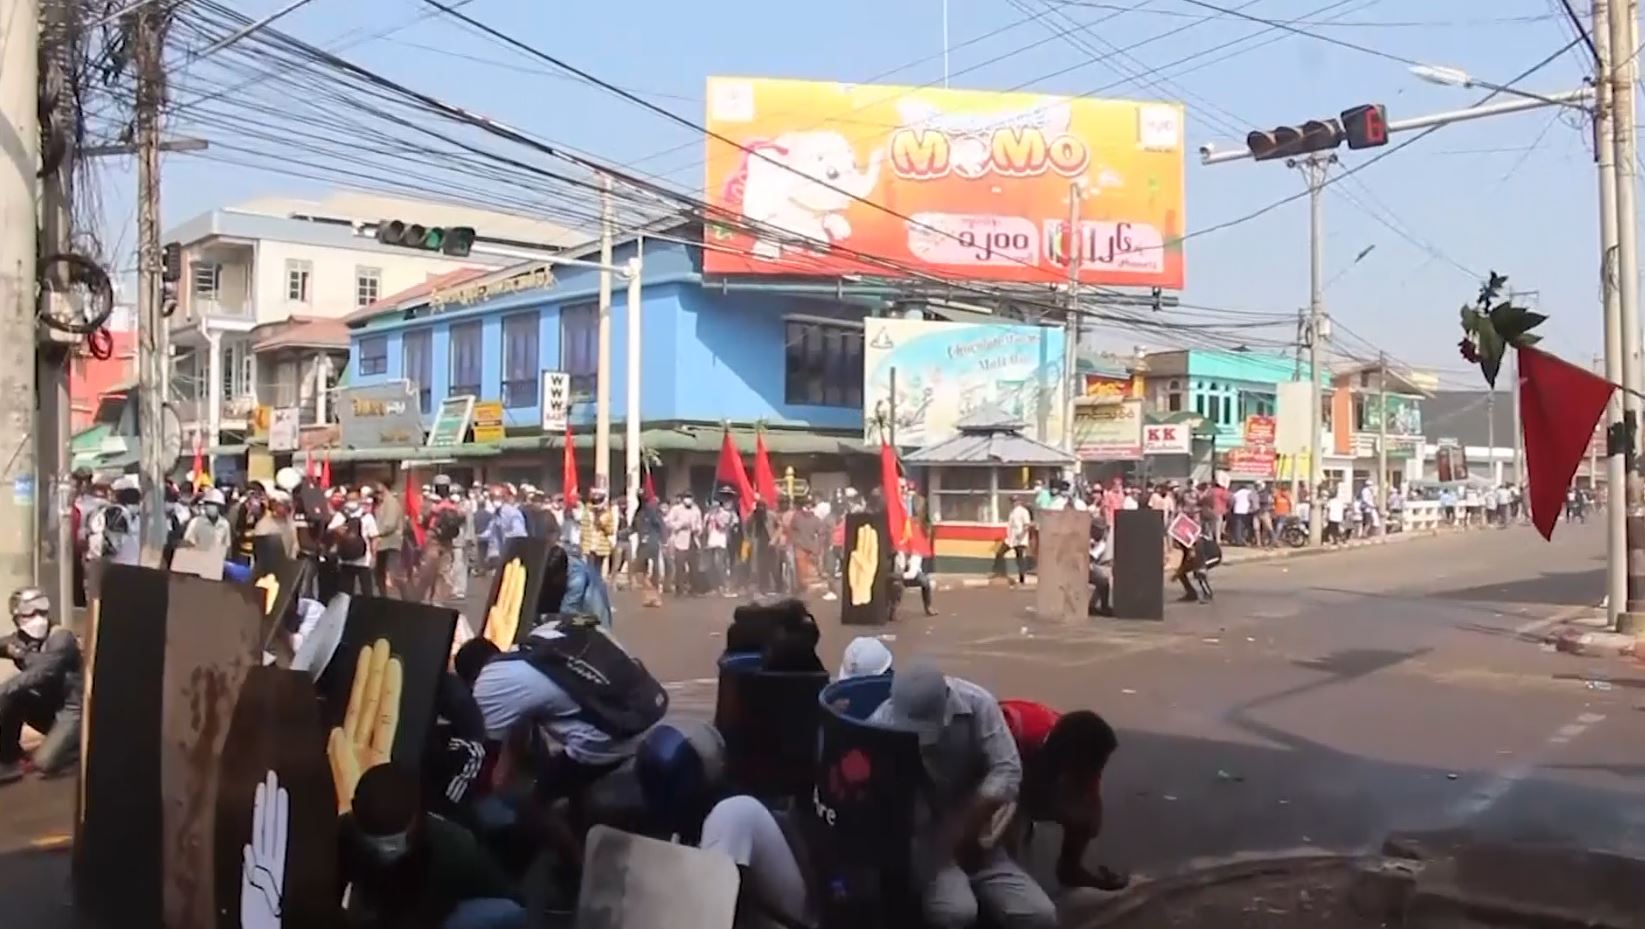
[502,312,539,409]
[222,341,238,401]
[449,321,482,397]
[403,329,432,414]
[934,468,991,522]
[358,335,388,377]
[285,260,312,302]
[560,302,598,401]
[193,263,220,300]
[355,267,382,307]
[1167,378,1182,413]
[784,319,863,408]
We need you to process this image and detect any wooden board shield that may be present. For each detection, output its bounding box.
[1035,507,1092,624]
[213,667,340,929]
[73,564,169,926]
[840,512,893,626]
[161,574,265,929]
[316,597,458,811]
[1114,508,1166,620]
[576,826,739,929]
[480,535,551,647]
[250,550,313,668]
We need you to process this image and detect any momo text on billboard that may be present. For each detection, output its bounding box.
[703,77,1185,289]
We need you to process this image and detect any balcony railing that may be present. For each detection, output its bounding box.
[191,297,252,320]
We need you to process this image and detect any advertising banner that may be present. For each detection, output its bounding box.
[1243,414,1276,448]
[336,381,424,448]
[540,371,571,432]
[269,407,300,453]
[1364,394,1424,435]
[704,77,1185,289]
[471,400,505,444]
[1083,374,1131,400]
[1273,381,1314,455]
[864,318,1066,447]
[1143,421,1193,455]
[427,396,475,448]
[1226,446,1277,480]
[1073,399,1144,461]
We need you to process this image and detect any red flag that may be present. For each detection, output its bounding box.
[1519,345,1615,540]
[643,460,657,503]
[716,428,755,516]
[563,424,580,500]
[880,442,932,556]
[306,451,319,482]
[320,450,333,490]
[753,430,780,506]
[404,470,426,547]
[190,435,209,490]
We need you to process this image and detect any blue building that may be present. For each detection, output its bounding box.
[339,232,877,496]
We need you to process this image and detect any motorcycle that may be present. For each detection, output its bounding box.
[1278,516,1309,548]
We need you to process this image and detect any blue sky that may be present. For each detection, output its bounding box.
[99,0,1604,382]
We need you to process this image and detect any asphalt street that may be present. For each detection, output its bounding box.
[6,520,1644,924]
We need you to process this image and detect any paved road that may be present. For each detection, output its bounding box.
[6,521,1644,923]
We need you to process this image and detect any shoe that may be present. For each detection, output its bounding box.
[1177,593,1200,603]
[924,608,938,617]
[822,591,838,601]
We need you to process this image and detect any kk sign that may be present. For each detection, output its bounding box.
[703,77,1185,289]
[1143,422,1192,455]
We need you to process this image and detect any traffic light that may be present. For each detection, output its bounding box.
[162,242,182,283]
[1340,103,1389,150]
[375,220,477,257]
[1245,104,1388,161]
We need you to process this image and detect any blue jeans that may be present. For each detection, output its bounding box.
[443,898,527,929]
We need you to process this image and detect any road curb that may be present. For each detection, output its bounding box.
[1060,850,1360,928]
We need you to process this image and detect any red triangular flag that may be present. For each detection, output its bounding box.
[715,428,755,516]
[753,430,780,507]
[320,450,333,490]
[404,470,426,548]
[880,442,932,557]
[563,424,580,501]
[1519,345,1615,540]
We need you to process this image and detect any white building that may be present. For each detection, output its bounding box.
[165,192,583,448]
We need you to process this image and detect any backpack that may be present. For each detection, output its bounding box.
[335,516,368,561]
[505,619,668,739]
[431,507,465,544]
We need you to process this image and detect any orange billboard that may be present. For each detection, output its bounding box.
[703,77,1185,289]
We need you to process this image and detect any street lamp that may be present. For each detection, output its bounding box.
[1408,63,1592,110]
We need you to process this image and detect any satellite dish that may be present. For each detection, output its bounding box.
[292,593,349,681]
[159,403,182,465]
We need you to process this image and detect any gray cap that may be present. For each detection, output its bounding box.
[884,661,951,746]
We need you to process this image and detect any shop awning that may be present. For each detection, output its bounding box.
[294,424,869,463]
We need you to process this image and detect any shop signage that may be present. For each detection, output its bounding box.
[337,381,425,448]
[1226,445,1277,480]
[268,407,300,453]
[430,264,554,311]
[1244,414,1276,448]
[1083,374,1131,400]
[1143,421,1192,455]
[1072,398,1143,461]
[428,395,476,448]
[541,371,571,432]
[471,400,505,444]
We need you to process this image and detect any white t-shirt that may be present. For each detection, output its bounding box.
[1005,505,1032,547]
[1233,488,1252,515]
[700,796,815,929]
[1326,498,1347,523]
[705,509,732,549]
[326,511,379,567]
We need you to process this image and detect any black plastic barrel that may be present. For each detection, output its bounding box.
[713,651,828,802]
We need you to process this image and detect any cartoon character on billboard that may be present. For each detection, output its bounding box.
[727,131,885,260]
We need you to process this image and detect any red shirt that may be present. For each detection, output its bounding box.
[1000,699,1061,764]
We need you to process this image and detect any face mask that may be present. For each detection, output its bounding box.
[360,829,410,864]
[345,503,362,515]
[16,615,49,640]
[205,505,222,520]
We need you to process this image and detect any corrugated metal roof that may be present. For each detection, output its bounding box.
[904,431,1072,466]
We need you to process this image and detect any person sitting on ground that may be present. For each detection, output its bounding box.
[1088,525,1114,618]
[0,588,81,784]
[867,662,1057,929]
[998,700,1127,891]
[338,763,524,929]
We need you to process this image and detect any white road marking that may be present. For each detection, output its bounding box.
[1446,710,1606,821]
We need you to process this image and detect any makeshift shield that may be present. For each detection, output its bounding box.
[481,536,552,647]
[575,826,739,929]
[291,593,349,680]
[714,652,826,802]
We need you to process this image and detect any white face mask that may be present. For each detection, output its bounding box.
[16,615,49,640]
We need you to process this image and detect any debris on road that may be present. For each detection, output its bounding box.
[1216,769,1245,783]
[1121,688,1138,695]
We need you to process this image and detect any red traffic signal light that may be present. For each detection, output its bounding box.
[1340,104,1389,150]
[1247,119,1343,161]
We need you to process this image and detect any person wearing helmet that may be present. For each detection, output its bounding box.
[181,487,233,553]
[87,474,141,567]
[0,588,82,783]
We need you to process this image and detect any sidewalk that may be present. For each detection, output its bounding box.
[933,528,1447,590]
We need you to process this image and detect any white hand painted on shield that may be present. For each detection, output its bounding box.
[241,769,288,929]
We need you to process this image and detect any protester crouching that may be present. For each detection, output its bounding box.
[0,588,81,783]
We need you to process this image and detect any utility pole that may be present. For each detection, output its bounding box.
[0,0,39,596]
[1487,389,1497,484]
[1376,351,1388,520]
[1597,0,1628,627]
[135,1,169,564]
[1594,355,1606,499]
[39,0,79,618]
[623,248,641,522]
[1062,182,1083,456]
[1609,0,1645,628]
[1512,339,1525,487]
[1299,152,1334,547]
[594,174,613,492]
[1290,308,1304,500]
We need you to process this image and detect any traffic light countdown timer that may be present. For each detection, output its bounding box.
[1247,103,1388,162]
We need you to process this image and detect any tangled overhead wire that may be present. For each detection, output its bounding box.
[37,253,116,335]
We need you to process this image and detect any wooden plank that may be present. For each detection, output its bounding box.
[1035,507,1092,624]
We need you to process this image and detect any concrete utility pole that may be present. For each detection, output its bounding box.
[1596,0,1629,626]
[1298,152,1334,547]
[623,248,641,521]
[0,0,39,596]
[1487,389,1497,484]
[135,2,169,564]
[594,174,613,491]
[1062,182,1083,457]
[1608,0,1645,628]
[1290,308,1304,501]
[39,0,79,617]
[1376,351,1388,518]
[1594,355,1606,499]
